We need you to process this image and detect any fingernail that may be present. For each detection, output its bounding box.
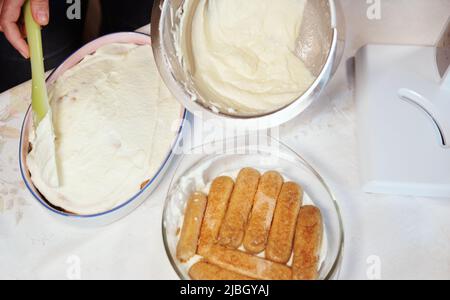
[37,11,49,25]
[19,49,29,59]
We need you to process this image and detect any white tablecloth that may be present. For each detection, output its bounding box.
[0,0,449,280]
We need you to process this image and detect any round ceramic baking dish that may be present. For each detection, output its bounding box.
[19,32,187,226]
[162,136,344,280]
[151,0,346,129]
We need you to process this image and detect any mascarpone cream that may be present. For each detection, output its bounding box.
[27,43,182,215]
[179,0,316,116]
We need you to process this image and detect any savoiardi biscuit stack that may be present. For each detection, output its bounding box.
[176,168,323,280]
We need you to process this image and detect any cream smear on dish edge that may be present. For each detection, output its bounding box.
[177,0,316,116]
[27,43,182,215]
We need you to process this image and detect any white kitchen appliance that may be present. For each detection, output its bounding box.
[355,18,450,198]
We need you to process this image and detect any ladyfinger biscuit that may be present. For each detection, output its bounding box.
[266,182,302,264]
[198,176,234,255]
[176,192,208,262]
[292,206,323,280]
[218,168,260,249]
[189,261,254,280]
[243,171,283,254]
[140,179,150,190]
[204,245,292,280]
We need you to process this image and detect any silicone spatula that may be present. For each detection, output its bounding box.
[24,0,60,187]
[24,0,49,124]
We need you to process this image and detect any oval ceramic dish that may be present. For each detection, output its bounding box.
[19,32,187,226]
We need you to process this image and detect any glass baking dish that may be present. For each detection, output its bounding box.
[162,135,344,279]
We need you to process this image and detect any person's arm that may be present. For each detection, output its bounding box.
[0,0,49,58]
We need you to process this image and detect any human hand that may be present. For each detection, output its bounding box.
[0,0,49,58]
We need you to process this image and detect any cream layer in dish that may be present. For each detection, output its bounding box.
[179,0,316,116]
[27,43,181,215]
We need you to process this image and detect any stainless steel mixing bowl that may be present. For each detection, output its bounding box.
[151,0,345,128]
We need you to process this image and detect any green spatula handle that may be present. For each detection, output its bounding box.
[24,0,49,125]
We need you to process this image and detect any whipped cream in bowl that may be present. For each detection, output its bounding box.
[152,0,345,128]
[19,33,187,225]
[181,0,316,116]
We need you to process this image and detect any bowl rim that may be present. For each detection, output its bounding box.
[151,0,343,128]
[161,135,344,280]
[19,32,188,219]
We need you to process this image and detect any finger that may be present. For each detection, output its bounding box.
[31,0,49,26]
[0,0,29,58]
[0,0,25,25]
[0,1,3,31]
[3,22,29,58]
[0,0,3,31]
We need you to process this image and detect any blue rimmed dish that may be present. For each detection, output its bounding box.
[19,32,187,226]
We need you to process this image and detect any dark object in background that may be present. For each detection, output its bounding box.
[0,1,87,93]
[101,0,153,34]
[0,0,154,93]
